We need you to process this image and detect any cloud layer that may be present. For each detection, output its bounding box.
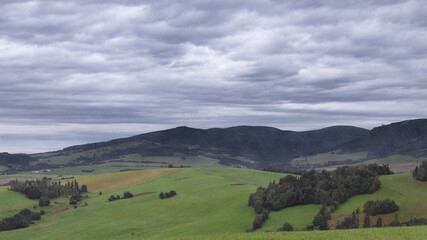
[1,0,427,152]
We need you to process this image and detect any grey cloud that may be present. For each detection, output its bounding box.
[1,0,427,152]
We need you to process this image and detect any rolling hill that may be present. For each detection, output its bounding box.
[292,119,427,172]
[2,118,427,174]
[0,168,425,239]
[29,125,368,171]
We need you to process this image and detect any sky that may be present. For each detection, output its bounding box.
[1,0,427,153]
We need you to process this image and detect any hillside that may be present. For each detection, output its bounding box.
[340,119,427,158]
[30,125,367,171]
[0,168,425,239]
[291,119,427,172]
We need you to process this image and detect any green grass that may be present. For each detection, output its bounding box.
[291,151,368,166]
[164,226,427,240]
[0,165,9,171]
[0,169,425,239]
[0,187,48,219]
[260,204,321,231]
[333,173,427,223]
[0,168,285,240]
[196,168,288,186]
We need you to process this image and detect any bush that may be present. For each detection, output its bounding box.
[159,190,178,200]
[80,185,88,193]
[39,196,50,206]
[0,208,42,231]
[279,222,294,232]
[123,192,133,199]
[30,212,41,221]
[363,199,399,216]
[252,210,269,230]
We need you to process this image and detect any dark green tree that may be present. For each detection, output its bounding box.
[312,206,331,230]
[38,196,50,206]
[363,213,371,228]
[375,216,383,227]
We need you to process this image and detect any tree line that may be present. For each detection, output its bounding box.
[413,160,427,181]
[159,190,177,199]
[248,164,393,230]
[108,192,134,202]
[0,208,44,232]
[9,177,88,207]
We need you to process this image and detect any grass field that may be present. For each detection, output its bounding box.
[0,168,425,239]
[291,151,368,166]
[165,226,427,240]
[331,173,427,226]
[0,168,287,239]
[260,204,321,231]
[0,165,9,171]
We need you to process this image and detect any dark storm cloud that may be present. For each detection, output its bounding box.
[1,0,427,152]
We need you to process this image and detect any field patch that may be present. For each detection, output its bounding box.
[165,226,427,240]
[260,204,321,231]
[76,168,179,192]
[333,173,427,223]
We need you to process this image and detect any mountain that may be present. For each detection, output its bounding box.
[340,119,427,158]
[291,119,427,172]
[31,125,368,170]
[0,152,38,174]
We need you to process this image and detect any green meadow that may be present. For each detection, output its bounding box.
[0,168,426,239]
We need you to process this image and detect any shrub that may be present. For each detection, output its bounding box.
[30,212,41,221]
[39,196,50,206]
[80,185,88,193]
[252,210,269,230]
[279,222,294,232]
[123,192,133,199]
[159,190,178,200]
[363,199,399,216]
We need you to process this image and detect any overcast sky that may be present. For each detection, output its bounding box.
[1,0,427,153]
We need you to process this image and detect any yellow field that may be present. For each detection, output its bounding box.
[75,168,179,192]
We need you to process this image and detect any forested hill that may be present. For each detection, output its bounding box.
[35,125,368,169]
[340,119,427,158]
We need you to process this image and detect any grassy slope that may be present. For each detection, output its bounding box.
[260,204,321,231]
[76,168,179,192]
[0,168,286,240]
[1,169,425,239]
[259,173,427,231]
[0,187,39,219]
[333,173,427,223]
[166,226,427,240]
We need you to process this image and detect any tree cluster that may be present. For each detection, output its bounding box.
[159,190,177,199]
[9,178,83,200]
[413,160,427,181]
[247,164,392,230]
[363,199,399,216]
[0,208,43,231]
[108,192,134,202]
[278,222,294,232]
[311,206,331,230]
[252,210,269,230]
[336,210,359,229]
[69,194,83,205]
